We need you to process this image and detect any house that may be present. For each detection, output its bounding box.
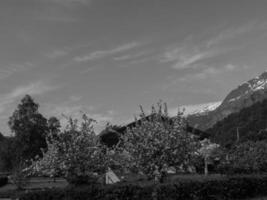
[99,114,209,147]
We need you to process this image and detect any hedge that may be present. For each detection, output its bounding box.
[0,176,8,187]
[19,175,267,200]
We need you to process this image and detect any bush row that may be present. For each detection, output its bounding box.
[19,175,267,200]
[0,176,8,187]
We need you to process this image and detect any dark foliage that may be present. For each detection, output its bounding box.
[0,176,8,187]
[0,95,61,172]
[8,95,49,163]
[66,175,100,186]
[19,175,267,200]
[0,137,18,171]
[217,141,267,174]
[207,99,267,147]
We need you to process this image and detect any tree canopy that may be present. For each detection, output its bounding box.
[29,114,119,184]
[8,95,49,163]
[119,103,199,180]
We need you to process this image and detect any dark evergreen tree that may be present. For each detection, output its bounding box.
[8,95,49,163]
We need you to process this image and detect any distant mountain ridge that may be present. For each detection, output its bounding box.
[187,71,267,130]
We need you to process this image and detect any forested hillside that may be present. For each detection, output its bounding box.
[207,98,267,147]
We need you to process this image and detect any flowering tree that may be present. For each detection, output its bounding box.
[197,139,220,175]
[29,114,118,184]
[119,103,199,181]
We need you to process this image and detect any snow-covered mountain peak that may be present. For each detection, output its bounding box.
[223,71,267,104]
[183,101,222,116]
[187,70,267,131]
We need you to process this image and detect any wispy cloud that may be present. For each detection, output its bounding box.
[0,63,33,80]
[74,42,139,62]
[0,81,59,114]
[161,47,218,70]
[45,49,69,59]
[8,81,59,99]
[160,22,267,70]
[162,64,243,91]
[113,50,150,61]
[44,41,93,60]
[178,64,240,82]
[206,21,261,47]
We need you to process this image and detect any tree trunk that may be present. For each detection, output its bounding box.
[204,157,208,175]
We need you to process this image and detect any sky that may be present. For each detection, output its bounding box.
[1,0,267,135]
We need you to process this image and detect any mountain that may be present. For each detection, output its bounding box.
[183,101,221,116]
[187,71,267,130]
[206,98,267,147]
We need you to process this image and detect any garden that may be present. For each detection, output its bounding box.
[0,96,267,199]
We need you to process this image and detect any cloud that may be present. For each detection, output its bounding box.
[179,64,239,82]
[44,42,93,60]
[206,22,260,47]
[10,82,59,98]
[0,81,60,135]
[161,47,217,70]
[74,42,139,62]
[46,49,69,58]
[161,22,267,70]
[113,50,150,61]
[162,63,246,93]
[160,39,222,70]
[0,81,59,114]
[0,63,33,80]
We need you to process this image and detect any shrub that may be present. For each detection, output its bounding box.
[19,175,267,200]
[0,176,8,187]
[66,174,99,186]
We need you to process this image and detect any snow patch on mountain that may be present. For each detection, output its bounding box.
[228,95,241,102]
[223,71,267,104]
[182,101,222,116]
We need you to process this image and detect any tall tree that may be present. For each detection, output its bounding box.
[8,95,49,163]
